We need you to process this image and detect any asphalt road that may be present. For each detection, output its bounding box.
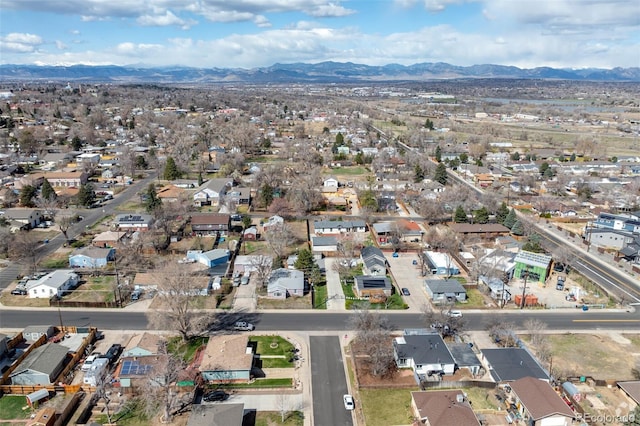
[310,336,353,426]
[1,309,638,332]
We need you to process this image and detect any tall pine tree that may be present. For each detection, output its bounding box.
[454,205,468,223]
[503,208,517,229]
[163,157,180,180]
[496,202,509,225]
[434,163,448,185]
[41,179,56,200]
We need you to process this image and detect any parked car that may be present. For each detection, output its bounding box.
[100,344,123,364]
[81,354,100,372]
[233,321,255,331]
[401,287,410,296]
[11,288,27,295]
[447,310,463,318]
[203,390,229,402]
[131,289,142,301]
[343,394,355,410]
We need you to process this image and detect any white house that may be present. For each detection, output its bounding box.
[323,177,339,187]
[1,208,43,229]
[27,270,79,299]
[313,220,366,234]
[192,178,232,207]
[393,330,456,378]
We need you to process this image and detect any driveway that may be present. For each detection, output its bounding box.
[310,336,353,426]
[386,251,430,312]
[324,258,346,311]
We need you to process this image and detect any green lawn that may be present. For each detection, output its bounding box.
[327,166,369,176]
[255,411,304,426]
[249,335,295,356]
[313,284,328,309]
[94,399,150,426]
[0,395,32,421]
[167,336,208,362]
[224,378,293,388]
[460,288,485,308]
[41,257,69,269]
[359,387,418,426]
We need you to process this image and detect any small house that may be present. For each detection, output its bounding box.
[360,246,388,276]
[10,343,68,385]
[199,335,253,384]
[354,275,392,299]
[92,230,126,248]
[190,213,231,235]
[27,270,79,299]
[186,249,229,268]
[69,247,115,268]
[424,279,467,303]
[411,390,480,426]
[311,236,338,253]
[509,377,575,425]
[2,208,43,229]
[267,268,305,299]
[123,332,163,357]
[422,251,460,276]
[513,251,552,283]
[481,348,549,382]
[393,330,456,378]
[114,213,154,231]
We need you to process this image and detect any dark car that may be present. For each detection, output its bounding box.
[11,288,27,295]
[203,390,228,402]
[101,344,122,364]
[401,287,410,296]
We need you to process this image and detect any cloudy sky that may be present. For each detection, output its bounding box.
[1,0,638,69]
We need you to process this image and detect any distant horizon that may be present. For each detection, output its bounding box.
[1,1,638,69]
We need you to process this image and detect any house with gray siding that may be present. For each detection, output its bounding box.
[199,335,253,383]
[10,343,68,385]
[424,279,467,303]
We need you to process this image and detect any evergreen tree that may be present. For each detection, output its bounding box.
[539,162,551,176]
[496,202,510,224]
[354,152,364,165]
[511,220,525,236]
[511,151,521,161]
[435,145,442,163]
[459,153,469,164]
[433,163,448,185]
[503,208,517,229]
[454,205,468,223]
[569,153,576,162]
[414,164,424,182]
[473,206,490,224]
[359,190,379,212]
[294,248,315,274]
[424,118,434,130]
[335,132,344,145]
[242,215,252,230]
[259,183,274,209]
[19,185,37,207]
[76,183,96,207]
[522,235,544,253]
[41,179,56,200]
[71,136,83,151]
[163,157,180,180]
[143,184,162,213]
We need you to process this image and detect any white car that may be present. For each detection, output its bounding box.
[233,321,255,331]
[81,354,100,372]
[343,394,355,410]
[447,310,463,318]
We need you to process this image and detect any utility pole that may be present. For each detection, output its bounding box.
[520,267,530,310]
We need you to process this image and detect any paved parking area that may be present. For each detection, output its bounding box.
[386,252,429,312]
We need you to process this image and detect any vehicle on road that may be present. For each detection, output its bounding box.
[233,321,255,331]
[343,394,355,410]
[203,390,229,402]
[401,287,410,296]
[447,310,463,318]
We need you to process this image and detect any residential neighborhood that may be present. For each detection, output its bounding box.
[0,79,639,426]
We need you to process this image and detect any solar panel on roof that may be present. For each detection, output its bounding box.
[121,360,153,376]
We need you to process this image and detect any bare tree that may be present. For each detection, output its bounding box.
[9,231,43,274]
[349,309,396,378]
[523,318,548,347]
[485,315,518,347]
[264,223,296,259]
[57,215,75,242]
[142,342,187,423]
[276,393,290,423]
[250,255,273,289]
[552,246,574,274]
[147,263,210,342]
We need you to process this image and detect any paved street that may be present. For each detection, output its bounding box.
[310,336,353,426]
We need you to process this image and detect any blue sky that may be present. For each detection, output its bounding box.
[1,0,638,69]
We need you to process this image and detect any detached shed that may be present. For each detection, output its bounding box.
[26,389,50,407]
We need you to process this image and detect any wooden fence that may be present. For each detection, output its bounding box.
[0,384,82,395]
[1,334,47,385]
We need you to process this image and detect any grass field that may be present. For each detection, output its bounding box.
[224,378,293,388]
[168,336,208,362]
[255,411,304,426]
[313,284,327,309]
[359,388,417,426]
[0,395,33,422]
[327,166,369,176]
[249,335,295,356]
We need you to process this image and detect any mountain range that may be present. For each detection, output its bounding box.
[1,62,639,83]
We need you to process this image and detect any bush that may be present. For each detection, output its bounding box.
[70,240,86,248]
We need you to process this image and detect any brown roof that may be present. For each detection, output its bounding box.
[510,377,574,420]
[199,335,253,372]
[92,231,126,242]
[448,223,510,234]
[125,332,163,355]
[411,390,480,426]
[618,381,640,404]
[190,213,230,226]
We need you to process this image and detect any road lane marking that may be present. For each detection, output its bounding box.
[572,319,640,322]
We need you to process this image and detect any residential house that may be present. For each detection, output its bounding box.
[422,251,460,276]
[156,185,188,203]
[323,177,339,188]
[447,343,483,376]
[190,213,231,236]
[267,268,305,299]
[424,279,467,303]
[585,228,635,251]
[199,335,253,383]
[360,246,388,276]
[75,153,101,166]
[617,381,640,406]
[9,343,68,385]
[449,223,510,240]
[2,208,42,229]
[132,273,158,291]
[313,219,366,234]
[478,249,517,281]
[116,356,159,390]
[122,332,163,357]
[233,255,273,275]
[263,215,284,230]
[311,236,338,254]
[411,390,480,426]
[354,275,392,299]
[509,377,575,426]
[40,152,73,170]
[193,178,232,207]
[92,230,126,248]
[114,213,154,231]
[481,348,549,382]
[27,270,79,299]
[186,249,229,268]
[513,251,552,283]
[226,187,251,205]
[393,330,456,378]
[41,171,88,187]
[479,276,512,303]
[69,247,115,268]
[188,404,246,426]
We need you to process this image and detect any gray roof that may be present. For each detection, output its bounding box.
[482,348,549,382]
[513,251,552,269]
[187,403,245,426]
[267,268,304,292]
[447,343,481,367]
[26,270,77,291]
[115,213,153,224]
[372,222,393,234]
[424,279,466,294]
[71,246,114,259]
[11,343,68,377]
[361,246,387,270]
[202,249,230,261]
[314,219,365,230]
[395,333,455,366]
[311,236,338,246]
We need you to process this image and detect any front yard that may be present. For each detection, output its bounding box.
[249,335,296,368]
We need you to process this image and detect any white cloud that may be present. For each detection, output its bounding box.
[137,10,197,29]
[0,33,43,53]
[56,40,68,50]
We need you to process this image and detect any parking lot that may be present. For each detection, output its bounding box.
[386,252,430,312]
